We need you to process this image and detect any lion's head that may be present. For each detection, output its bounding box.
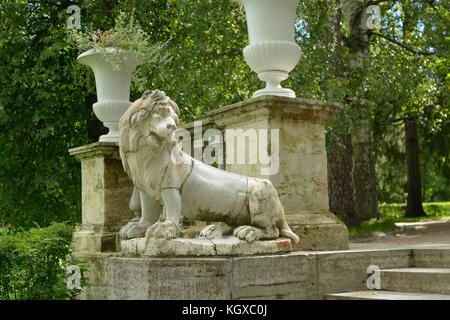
[119,90,180,154]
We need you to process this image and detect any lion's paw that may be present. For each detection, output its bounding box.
[146,220,178,240]
[199,224,233,239]
[199,224,220,239]
[123,221,152,239]
[119,221,137,240]
[233,226,265,243]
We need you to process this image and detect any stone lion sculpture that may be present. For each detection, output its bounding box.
[118,89,299,244]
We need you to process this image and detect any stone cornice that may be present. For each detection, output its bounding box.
[69,142,120,160]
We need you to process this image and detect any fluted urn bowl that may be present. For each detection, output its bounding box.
[243,41,301,97]
[237,0,301,98]
[77,48,143,143]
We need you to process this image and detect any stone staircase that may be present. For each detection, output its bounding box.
[327,290,450,300]
[327,267,450,300]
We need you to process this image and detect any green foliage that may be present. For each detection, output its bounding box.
[0,0,448,229]
[381,202,450,219]
[371,1,450,204]
[349,202,450,237]
[114,0,256,121]
[301,0,450,206]
[0,223,84,300]
[0,0,251,228]
[68,11,171,90]
[0,0,94,228]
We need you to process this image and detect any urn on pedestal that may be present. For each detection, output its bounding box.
[238,0,301,98]
[77,48,143,143]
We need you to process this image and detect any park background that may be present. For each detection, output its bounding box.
[0,0,448,299]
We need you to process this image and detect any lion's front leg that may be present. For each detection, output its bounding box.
[146,188,182,240]
[122,190,162,239]
[120,187,141,239]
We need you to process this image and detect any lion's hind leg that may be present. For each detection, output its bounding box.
[248,179,300,244]
[233,179,285,243]
[233,225,279,243]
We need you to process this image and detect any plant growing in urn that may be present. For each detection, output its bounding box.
[70,12,170,143]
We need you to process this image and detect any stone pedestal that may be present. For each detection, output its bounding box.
[76,246,432,299]
[207,96,349,250]
[69,142,134,253]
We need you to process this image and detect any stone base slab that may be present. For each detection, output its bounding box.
[73,229,119,253]
[120,237,292,257]
[76,246,450,300]
[286,212,349,251]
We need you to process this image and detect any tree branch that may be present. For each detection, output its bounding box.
[364,0,393,6]
[371,31,436,56]
[421,0,450,19]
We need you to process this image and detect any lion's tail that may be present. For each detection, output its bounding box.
[280,220,300,244]
[277,203,299,244]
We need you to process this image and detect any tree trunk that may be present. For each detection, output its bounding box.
[352,120,379,221]
[405,118,426,217]
[327,133,359,227]
[326,0,359,227]
[343,0,379,222]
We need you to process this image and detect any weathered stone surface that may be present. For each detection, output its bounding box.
[213,237,291,256]
[380,268,450,294]
[326,290,450,300]
[125,238,216,257]
[72,231,117,254]
[208,96,339,214]
[413,248,450,268]
[75,253,112,300]
[317,249,412,297]
[120,237,292,257]
[108,257,232,300]
[231,252,317,299]
[286,212,349,251]
[76,247,450,300]
[71,95,347,256]
[205,96,349,251]
[69,142,134,253]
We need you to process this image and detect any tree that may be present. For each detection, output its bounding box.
[326,0,359,226]
[0,0,448,230]
[0,0,251,228]
[369,0,449,216]
[0,0,94,228]
[296,0,448,225]
[405,118,426,217]
[342,0,380,223]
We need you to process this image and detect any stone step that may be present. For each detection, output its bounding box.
[413,248,450,268]
[326,290,450,300]
[380,268,450,295]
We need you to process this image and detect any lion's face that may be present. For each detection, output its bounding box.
[146,102,180,141]
[120,90,181,155]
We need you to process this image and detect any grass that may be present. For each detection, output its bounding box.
[349,202,450,238]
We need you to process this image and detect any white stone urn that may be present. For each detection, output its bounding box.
[238,0,301,98]
[77,48,143,143]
